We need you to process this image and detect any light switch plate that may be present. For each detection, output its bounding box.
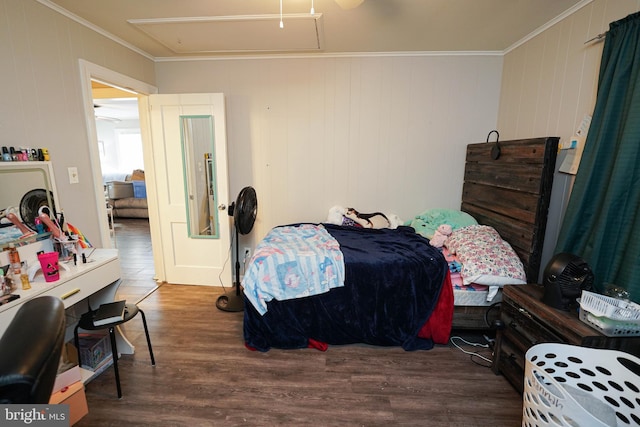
[68,167,79,184]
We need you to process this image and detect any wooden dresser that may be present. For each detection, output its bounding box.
[492,284,640,393]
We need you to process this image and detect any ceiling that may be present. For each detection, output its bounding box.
[39,0,588,59]
[92,82,140,122]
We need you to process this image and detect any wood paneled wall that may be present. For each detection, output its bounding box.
[9,0,632,254]
[498,0,640,142]
[156,55,503,242]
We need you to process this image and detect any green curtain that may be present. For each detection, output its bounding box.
[555,11,640,302]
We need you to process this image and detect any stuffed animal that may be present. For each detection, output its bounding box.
[345,208,391,229]
[386,213,402,229]
[326,205,347,225]
[326,205,401,229]
[429,224,452,248]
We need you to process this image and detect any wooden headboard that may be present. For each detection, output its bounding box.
[461,137,559,283]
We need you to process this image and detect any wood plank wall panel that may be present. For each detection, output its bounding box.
[156,55,504,243]
[498,0,640,142]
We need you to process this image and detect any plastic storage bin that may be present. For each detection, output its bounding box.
[578,290,640,337]
[580,290,640,319]
[106,181,133,199]
[523,343,640,427]
[579,308,640,336]
[78,333,112,370]
[132,180,147,198]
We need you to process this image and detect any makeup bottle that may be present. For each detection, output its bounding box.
[2,146,11,161]
[0,269,6,295]
[8,243,21,279]
[20,261,31,290]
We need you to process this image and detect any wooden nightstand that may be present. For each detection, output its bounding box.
[492,284,640,393]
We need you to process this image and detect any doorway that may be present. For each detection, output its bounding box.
[79,60,232,289]
[92,83,158,302]
[79,60,163,300]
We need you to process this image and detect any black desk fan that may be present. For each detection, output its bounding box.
[542,253,594,311]
[216,186,258,312]
[20,189,57,231]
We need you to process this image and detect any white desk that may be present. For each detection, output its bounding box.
[0,248,135,357]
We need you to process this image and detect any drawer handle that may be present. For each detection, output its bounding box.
[518,307,532,319]
[61,288,81,299]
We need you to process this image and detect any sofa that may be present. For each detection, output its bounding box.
[105,170,149,219]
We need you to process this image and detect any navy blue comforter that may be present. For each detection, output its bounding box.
[243,224,449,351]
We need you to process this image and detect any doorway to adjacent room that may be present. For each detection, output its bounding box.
[92,82,158,302]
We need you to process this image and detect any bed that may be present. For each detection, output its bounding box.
[243,223,453,351]
[242,137,558,351]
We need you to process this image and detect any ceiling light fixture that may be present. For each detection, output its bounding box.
[279,0,284,28]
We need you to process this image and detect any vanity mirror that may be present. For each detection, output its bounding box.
[0,162,59,249]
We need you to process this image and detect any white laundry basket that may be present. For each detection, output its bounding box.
[522,343,640,427]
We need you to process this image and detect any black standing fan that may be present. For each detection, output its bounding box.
[216,186,257,312]
[542,253,594,311]
[20,189,56,232]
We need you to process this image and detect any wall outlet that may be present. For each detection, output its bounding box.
[243,247,251,260]
[68,166,79,184]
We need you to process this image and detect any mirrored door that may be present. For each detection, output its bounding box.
[180,115,219,238]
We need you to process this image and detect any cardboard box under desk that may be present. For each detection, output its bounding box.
[52,342,81,393]
[53,365,82,395]
[49,381,88,426]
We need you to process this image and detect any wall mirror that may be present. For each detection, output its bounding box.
[0,162,58,249]
[180,115,219,238]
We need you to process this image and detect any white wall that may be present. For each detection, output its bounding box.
[156,55,503,241]
[2,1,503,249]
[0,0,154,244]
[498,0,640,141]
[12,0,627,255]
[497,0,640,273]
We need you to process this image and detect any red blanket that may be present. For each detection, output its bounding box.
[417,270,454,344]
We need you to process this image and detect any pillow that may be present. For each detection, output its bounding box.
[407,208,478,239]
[445,225,526,287]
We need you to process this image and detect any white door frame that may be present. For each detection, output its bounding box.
[78,60,165,281]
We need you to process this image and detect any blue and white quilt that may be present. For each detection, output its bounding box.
[242,224,345,315]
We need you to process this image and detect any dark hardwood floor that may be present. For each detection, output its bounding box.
[110,218,160,304]
[77,219,523,426]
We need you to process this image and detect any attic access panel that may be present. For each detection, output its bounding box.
[129,14,324,54]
